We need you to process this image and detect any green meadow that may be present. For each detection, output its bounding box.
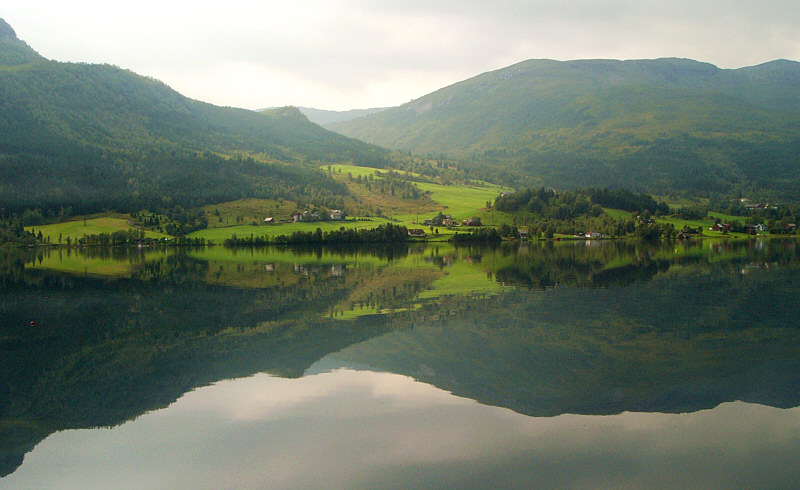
[186,164,509,242]
[188,217,395,242]
[25,217,168,243]
[201,198,299,228]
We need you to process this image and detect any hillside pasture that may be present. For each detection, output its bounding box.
[188,217,395,243]
[202,198,298,228]
[25,217,167,243]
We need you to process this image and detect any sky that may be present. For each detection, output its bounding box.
[4,1,799,111]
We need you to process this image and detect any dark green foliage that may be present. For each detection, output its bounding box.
[223,223,409,246]
[495,187,667,217]
[332,58,800,201]
[676,205,711,220]
[451,228,501,242]
[492,187,677,237]
[0,216,35,244]
[0,23,389,216]
[0,19,43,67]
[584,188,669,214]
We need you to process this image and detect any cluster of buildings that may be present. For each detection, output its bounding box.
[421,215,483,227]
[262,210,347,224]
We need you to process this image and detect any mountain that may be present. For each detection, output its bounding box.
[0,19,388,215]
[0,18,42,66]
[330,58,800,199]
[297,107,387,126]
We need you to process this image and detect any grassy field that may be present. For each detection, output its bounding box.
[188,217,395,242]
[188,164,510,242]
[325,164,387,179]
[603,208,634,220]
[327,164,510,215]
[202,198,298,228]
[25,217,168,243]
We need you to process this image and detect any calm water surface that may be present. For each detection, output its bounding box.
[2,240,800,488]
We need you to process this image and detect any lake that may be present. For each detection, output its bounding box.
[2,239,800,488]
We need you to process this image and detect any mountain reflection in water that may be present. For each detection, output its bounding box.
[2,239,800,485]
[5,371,800,489]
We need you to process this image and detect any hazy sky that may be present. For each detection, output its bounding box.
[4,1,799,110]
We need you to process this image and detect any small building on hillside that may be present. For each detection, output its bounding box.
[463,217,482,227]
[408,229,427,238]
[264,217,275,224]
[292,212,304,222]
[711,223,732,232]
[330,209,345,220]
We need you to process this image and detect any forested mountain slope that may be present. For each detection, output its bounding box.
[330,58,800,199]
[0,19,387,214]
[296,107,387,126]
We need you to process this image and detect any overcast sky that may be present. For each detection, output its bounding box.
[4,1,799,111]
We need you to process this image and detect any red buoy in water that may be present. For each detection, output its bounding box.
[30,321,35,327]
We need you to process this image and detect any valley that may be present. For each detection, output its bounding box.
[2,17,799,246]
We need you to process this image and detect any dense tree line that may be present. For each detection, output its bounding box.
[0,149,350,218]
[583,188,669,214]
[459,134,800,205]
[223,223,410,246]
[494,187,668,218]
[451,228,502,242]
[0,217,35,245]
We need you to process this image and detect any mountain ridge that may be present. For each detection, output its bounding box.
[298,106,387,125]
[330,57,800,199]
[0,18,16,39]
[0,18,44,66]
[0,19,388,215]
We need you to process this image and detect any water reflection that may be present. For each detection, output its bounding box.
[4,371,800,489]
[2,239,800,481]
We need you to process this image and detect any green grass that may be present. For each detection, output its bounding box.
[707,212,748,224]
[189,164,510,242]
[325,164,388,179]
[411,181,508,217]
[326,163,510,219]
[188,217,394,242]
[656,212,755,239]
[26,217,168,243]
[603,208,634,219]
[202,198,298,228]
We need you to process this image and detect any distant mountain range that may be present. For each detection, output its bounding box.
[297,107,387,126]
[0,18,387,214]
[330,58,800,199]
[4,13,800,211]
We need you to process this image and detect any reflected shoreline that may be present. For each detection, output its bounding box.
[2,239,800,478]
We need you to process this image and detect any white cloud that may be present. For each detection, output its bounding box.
[3,0,799,110]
